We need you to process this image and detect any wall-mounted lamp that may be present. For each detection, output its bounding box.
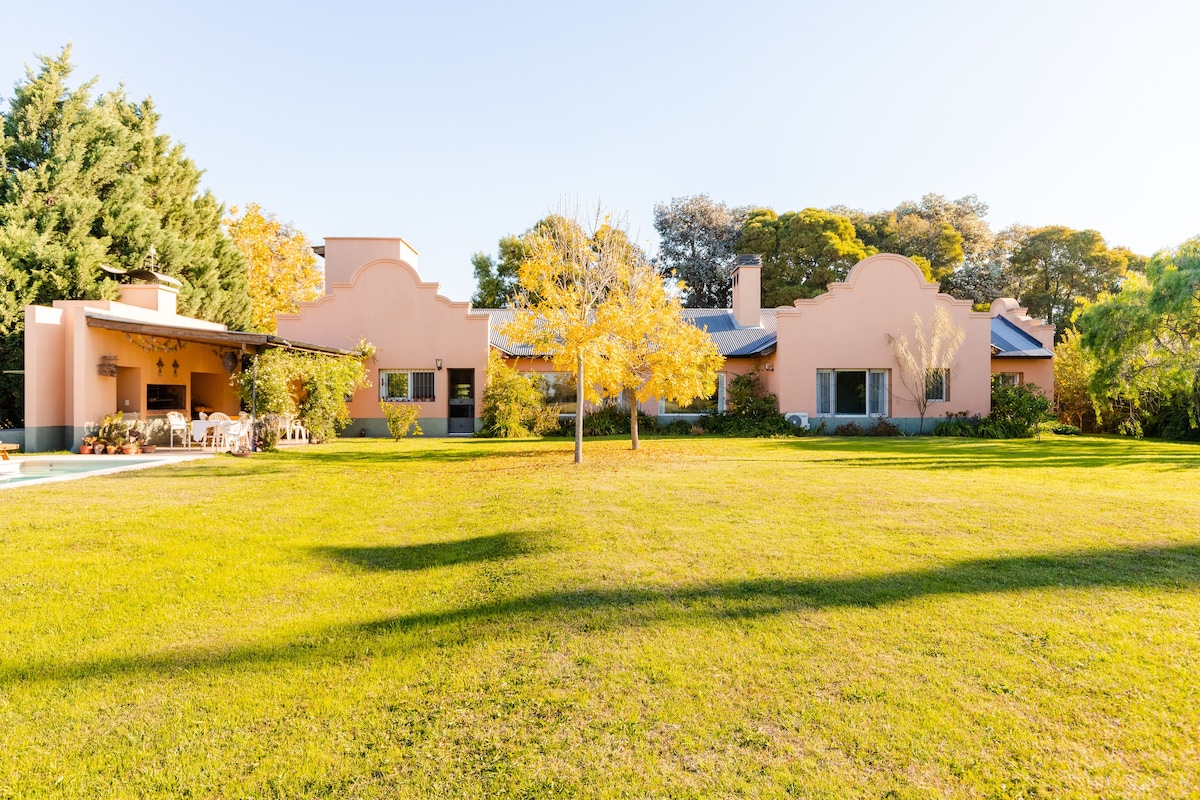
[435,359,444,371]
[763,362,774,371]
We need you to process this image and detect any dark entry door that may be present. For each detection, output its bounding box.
[447,368,475,434]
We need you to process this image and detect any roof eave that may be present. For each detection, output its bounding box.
[85,313,352,356]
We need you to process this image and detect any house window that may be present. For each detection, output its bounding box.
[146,384,187,411]
[538,372,578,414]
[380,370,436,402]
[817,369,888,416]
[660,373,726,415]
[926,368,949,402]
[995,372,1022,387]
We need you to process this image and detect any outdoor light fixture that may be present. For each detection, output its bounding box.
[156,357,164,377]
[435,359,443,371]
[763,362,774,371]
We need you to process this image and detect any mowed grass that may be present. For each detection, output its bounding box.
[0,436,1197,799]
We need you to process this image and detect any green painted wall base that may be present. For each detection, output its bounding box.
[811,416,936,436]
[22,425,70,452]
[339,417,480,439]
[0,428,27,450]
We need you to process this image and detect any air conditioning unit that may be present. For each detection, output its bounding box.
[784,412,810,430]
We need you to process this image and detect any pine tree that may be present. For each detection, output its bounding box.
[0,46,250,425]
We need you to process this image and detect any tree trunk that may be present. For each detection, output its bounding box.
[630,398,639,450]
[574,352,584,464]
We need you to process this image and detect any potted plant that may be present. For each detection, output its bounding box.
[123,427,145,455]
[98,412,128,454]
[80,436,97,455]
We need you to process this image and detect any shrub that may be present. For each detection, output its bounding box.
[933,411,981,437]
[866,416,902,437]
[833,421,865,436]
[380,402,423,439]
[932,382,1052,440]
[988,378,1052,438]
[664,419,693,435]
[977,419,1028,439]
[700,370,803,437]
[1046,421,1081,435]
[580,404,658,437]
[232,346,371,443]
[479,351,556,438]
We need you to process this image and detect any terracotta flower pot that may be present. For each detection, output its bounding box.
[80,445,93,455]
[121,444,139,455]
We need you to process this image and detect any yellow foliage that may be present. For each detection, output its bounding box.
[502,210,723,451]
[225,203,324,333]
[593,259,723,407]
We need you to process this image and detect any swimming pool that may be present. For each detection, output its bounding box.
[0,454,208,489]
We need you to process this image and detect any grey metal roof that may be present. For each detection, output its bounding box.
[483,308,778,358]
[682,309,777,356]
[991,315,1053,358]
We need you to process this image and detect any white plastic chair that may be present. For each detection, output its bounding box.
[167,411,191,449]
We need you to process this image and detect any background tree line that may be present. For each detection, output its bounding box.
[474,194,1146,337]
[0,48,323,427]
[474,195,1197,440]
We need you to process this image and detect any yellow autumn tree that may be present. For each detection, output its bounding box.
[224,203,323,333]
[593,256,723,450]
[502,210,627,463]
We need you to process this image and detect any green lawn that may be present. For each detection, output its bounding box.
[1,435,1197,798]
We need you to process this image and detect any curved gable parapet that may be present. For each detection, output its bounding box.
[843,253,931,287]
[342,259,474,311]
[285,258,479,315]
[777,253,975,315]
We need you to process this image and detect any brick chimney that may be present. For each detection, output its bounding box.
[731,254,762,327]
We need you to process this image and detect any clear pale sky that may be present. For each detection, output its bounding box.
[5,0,1198,301]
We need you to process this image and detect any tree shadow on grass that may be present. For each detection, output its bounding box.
[5,543,1197,686]
[309,532,533,572]
[761,437,1200,471]
[291,439,566,466]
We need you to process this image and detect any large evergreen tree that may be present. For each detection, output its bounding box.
[0,46,249,425]
[653,195,749,308]
[738,207,871,307]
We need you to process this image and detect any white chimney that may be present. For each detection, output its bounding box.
[731,254,762,327]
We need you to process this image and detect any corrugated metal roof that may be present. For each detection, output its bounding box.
[483,308,778,358]
[991,315,1053,358]
[682,309,777,356]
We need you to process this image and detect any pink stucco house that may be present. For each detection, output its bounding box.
[16,237,1053,451]
[281,241,1053,436]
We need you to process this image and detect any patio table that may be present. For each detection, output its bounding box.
[190,419,246,449]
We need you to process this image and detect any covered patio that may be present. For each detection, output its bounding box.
[24,277,348,453]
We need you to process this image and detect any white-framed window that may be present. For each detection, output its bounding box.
[817,369,888,416]
[925,368,949,402]
[537,372,578,414]
[380,369,436,402]
[994,372,1022,387]
[660,373,726,415]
